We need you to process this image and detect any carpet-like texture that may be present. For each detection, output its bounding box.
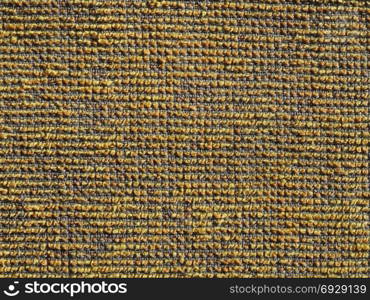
[0,0,369,278]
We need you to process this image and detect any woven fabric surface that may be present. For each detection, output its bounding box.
[0,0,369,278]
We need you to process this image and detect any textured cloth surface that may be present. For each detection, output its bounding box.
[0,0,369,278]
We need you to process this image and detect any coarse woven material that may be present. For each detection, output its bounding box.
[0,0,369,278]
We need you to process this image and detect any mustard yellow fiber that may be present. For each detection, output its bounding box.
[0,0,369,277]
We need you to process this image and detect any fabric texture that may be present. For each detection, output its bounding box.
[0,0,369,278]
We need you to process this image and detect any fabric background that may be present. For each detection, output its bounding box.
[0,0,369,277]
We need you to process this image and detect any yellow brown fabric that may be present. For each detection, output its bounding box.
[0,0,369,278]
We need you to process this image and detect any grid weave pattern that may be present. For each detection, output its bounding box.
[0,0,369,278]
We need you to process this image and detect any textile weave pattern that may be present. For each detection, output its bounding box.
[0,0,369,278]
